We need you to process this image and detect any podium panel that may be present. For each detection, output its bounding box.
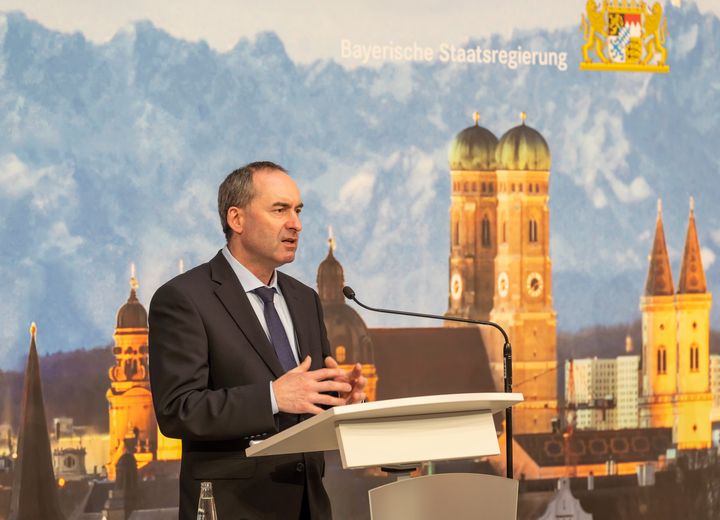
[369,473,518,520]
[336,410,498,468]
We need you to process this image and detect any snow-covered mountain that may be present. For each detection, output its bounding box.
[0,4,718,367]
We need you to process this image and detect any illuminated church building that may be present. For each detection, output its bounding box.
[640,199,712,449]
[107,269,181,480]
[316,235,379,402]
[446,112,558,434]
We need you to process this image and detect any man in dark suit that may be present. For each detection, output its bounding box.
[149,161,366,520]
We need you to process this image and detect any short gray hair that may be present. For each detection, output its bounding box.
[218,161,288,241]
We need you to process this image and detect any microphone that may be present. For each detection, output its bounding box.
[343,285,515,479]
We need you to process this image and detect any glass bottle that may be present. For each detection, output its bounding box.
[196,481,218,520]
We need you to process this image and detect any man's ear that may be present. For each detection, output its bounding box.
[226,206,244,235]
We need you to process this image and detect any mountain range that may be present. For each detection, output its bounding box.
[0,3,718,368]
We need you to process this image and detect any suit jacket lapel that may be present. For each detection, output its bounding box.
[277,272,310,364]
[209,252,285,379]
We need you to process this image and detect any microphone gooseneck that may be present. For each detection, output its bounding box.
[342,286,509,344]
[343,285,515,480]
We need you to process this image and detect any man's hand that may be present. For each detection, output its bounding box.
[324,356,367,405]
[272,356,352,415]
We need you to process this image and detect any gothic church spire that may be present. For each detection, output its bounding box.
[644,199,674,297]
[8,323,65,520]
[678,197,707,294]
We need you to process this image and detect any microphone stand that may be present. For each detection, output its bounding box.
[343,286,514,479]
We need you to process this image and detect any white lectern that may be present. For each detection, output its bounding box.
[246,393,523,520]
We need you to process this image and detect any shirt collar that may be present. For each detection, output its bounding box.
[222,246,279,293]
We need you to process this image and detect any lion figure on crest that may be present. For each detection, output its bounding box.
[643,2,667,65]
[582,0,608,63]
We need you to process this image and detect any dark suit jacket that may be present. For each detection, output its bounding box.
[149,251,333,520]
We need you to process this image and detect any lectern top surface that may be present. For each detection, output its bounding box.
[246,392,523,459]
[328,392,522,421]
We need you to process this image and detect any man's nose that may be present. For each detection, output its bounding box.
[288,211,302,232]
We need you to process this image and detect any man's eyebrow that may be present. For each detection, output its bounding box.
[271,201,304,209]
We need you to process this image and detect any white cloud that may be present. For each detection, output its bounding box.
[337,168,377,211]
[676,24,699,58]
[401,149,437,197]
[171,179,218,228]
[605,174,652,203]
[370,64,414,102]
[613,247,643,269]
[31,166,77,212]
[592,188,608,208]
[426,104,448,132]
[40,221,84,256]
[0,154,36,196]
[701,247,716,269]
[613,74,652,113]
[0,154,77,211]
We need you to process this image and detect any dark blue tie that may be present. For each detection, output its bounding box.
[252,287,297,372]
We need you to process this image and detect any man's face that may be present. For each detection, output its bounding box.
[234,169,303,273]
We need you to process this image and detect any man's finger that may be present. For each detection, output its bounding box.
[324,356,338,368]
[289,355,312,373]
[314,380,352,394]
[312,393,349,408]
[308,367,347,381]
[303,403,325,415]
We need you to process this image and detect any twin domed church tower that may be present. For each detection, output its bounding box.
[446,112,557,434]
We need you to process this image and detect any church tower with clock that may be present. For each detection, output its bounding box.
[446,112,557,434]
[489,113,557,434]
[445,112,499,322]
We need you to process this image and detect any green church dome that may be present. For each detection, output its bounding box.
[448,113,499,171]
[496,113,551,170]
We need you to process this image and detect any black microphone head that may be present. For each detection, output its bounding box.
[342,286,356,300]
